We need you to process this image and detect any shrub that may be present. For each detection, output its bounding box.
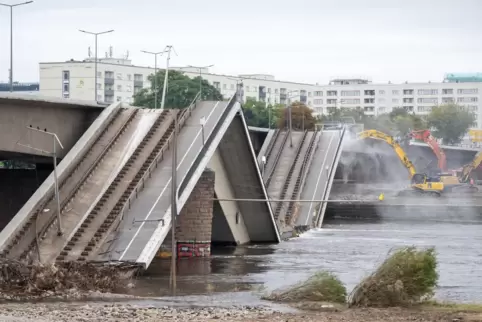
[265,271,347,303]
[348,246,438,307]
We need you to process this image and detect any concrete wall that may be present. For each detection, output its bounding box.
[0,98,102,159]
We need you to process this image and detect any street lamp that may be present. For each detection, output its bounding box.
[286,90,299,147]
[79,29,114,102]
[160,45,177,110]
[187,65,213,99]
[141,49,167,109]
[0,1,33,92]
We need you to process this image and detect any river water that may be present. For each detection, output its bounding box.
[135,214,482,304]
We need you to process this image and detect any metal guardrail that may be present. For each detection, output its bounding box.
[114,92,202,231]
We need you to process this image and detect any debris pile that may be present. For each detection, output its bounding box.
[0,259,138,299]
[348,247,438,307]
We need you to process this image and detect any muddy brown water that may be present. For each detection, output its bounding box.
[130,209,482,305]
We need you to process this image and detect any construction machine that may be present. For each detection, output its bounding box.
[357,130,478,197]
[407,129,447,172]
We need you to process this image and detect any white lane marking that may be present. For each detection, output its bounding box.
[118,102,221,260]
[304,132,336,226]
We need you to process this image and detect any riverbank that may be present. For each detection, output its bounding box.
[0,302,481,321]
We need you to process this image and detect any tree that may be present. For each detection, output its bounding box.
[277,101,316,130]
[242,98,283,128]
[427,104,475,144]
[133,70,223,109]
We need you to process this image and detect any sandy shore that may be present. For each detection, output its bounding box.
[0,302,480,322]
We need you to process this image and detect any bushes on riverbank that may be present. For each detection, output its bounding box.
[266,246,439,308]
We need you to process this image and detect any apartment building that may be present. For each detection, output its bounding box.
[38,58,482,128]
[0,82,39,94]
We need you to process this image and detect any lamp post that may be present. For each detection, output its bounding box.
[286,90,299,147]
[0,1,33,92]
[79,29,114,102]
[160,45,177,110]
[187,65,214,99]
[141,49,167,109]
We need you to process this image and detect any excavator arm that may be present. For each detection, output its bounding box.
[409,130,447,172]
[357,130,417,179]
[461,151,482,182]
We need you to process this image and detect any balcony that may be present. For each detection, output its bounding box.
[280,93,287,100]
[300,95,307,103]
[104,89,114,96]
[104,77,115,85]
[134,80,143,87]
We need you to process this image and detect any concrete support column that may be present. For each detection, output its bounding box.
[176,169,215,258]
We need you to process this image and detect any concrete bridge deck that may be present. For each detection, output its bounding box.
[0,94,279,269]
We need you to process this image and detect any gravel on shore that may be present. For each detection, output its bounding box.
[0,302,480,322]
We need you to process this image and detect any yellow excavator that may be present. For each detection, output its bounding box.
[357,130,478,197]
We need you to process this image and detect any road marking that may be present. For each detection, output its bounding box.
[304,132,336,226]
[118,101,221,261]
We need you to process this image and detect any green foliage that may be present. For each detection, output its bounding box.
[242,98,282,128]
[349,247,438,307]
[265,271,347,303]
[277,101,317,130]
[427,104,475,145]
[133,70,223,109]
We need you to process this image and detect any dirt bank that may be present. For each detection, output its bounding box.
[0,302,480,322]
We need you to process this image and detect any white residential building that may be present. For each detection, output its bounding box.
[39,58,482,128]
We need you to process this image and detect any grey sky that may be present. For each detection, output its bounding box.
[1,0,482,84]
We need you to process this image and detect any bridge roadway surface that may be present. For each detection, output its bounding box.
[96,100,229,263]
[295,129,343,227]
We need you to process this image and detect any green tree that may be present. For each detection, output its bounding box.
[427,104,475,144]
[242,98,282,128]
[133,70,223,109]
[277,101,316,130]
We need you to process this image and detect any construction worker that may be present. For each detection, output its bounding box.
[378,192,385,201]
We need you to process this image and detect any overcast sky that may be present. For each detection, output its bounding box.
[1,0,482,85]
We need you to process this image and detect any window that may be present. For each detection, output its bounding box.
[341,90,360,96]
[417,97,438,104]
[467,105,478,111]
[364,106,375,112]
[97,95,102,101]
[314,91,323,96]
[63,83,69,92]
[62,70,70,81]
[97,71,102,78]
[457,97,478,103]
[127,74,132,81]
[327,91,337,96]
[96,83,102,90]
[392,98,399,103]
[417,106,432,112]
[364,98,375,103]
[126,85,132,92]
[403,89,414,95]
[314,99,323,105]
[105,71,114,79]
[442,97,454,103]
[442,89,453,95]
[63,93,70,99]
[364,90,375,96]
[116,73,122,80]
[308,92,311,97]
[327,99,337,104]
[213,81,220,89]
[392,90,400,95]
[267,88,271,93]
[379,90,385,95]
[117,84,122,91]
[417,89,438,95]
[117,96,122,102]
[245,86,250,92]
[403,98,414,103]
[458,88,478,94]
[230,84,235,90]
[340,99,360,104]
[223,84,227,89]
[134,74,143,81]
[275,88,279,94]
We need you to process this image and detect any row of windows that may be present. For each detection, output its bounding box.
[309,88,480,97]
[311,96,479,105]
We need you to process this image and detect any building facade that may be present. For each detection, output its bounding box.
[39,59,482,128]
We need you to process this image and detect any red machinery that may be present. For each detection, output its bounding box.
[409,130,447,172]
